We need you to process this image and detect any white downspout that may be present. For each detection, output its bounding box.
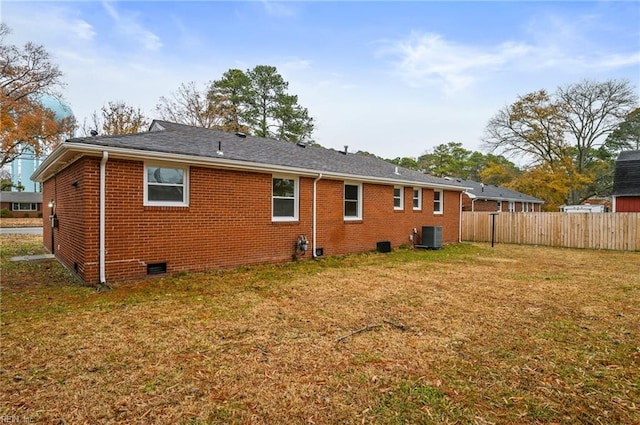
[612,196,616,213]
[100,151,108,284]
[458,191,463,243]
[312,173,323,258]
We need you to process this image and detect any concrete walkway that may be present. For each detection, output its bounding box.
[10,253,55,262]
[0,227,43,235]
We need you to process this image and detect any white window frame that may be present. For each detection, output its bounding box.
[508,201,515,212]
[433,189,443,215]
[12,202,38,211]
[393,186,404,210]
[344,182,363,220]
[144,163,189,207]
[497,200,502,212]
[412,188,422,210]
[272,175,299,222]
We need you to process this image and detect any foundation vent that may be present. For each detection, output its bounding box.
[147,262,167,275]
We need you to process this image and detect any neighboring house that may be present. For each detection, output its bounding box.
[0,191,43,218]
[32,120,468,286]
[613,150,640,212]
[455,179,543,212]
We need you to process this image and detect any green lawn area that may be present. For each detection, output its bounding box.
[1,234,639,424]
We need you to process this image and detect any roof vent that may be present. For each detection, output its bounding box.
[235,132,247,138]
[394,166,400,175]
[90,130,98,137]
[296,141,307,148]
[341,145,348,155]
[216,141,224,156]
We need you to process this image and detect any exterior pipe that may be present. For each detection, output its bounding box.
[459,191,463,243]
[612,196,616,213]
[312,173,323,258]
[99,151,108,284]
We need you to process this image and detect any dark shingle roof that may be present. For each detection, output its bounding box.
[62,120,465,189]
[613,150,640,196]
[617,150,640,161]
[0,191,43,203]
[456,178,543,203]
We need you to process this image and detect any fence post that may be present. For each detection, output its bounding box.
[490,212,499,248]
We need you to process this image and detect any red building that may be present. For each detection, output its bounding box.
[32,121,467,286]
[613,150,640,212]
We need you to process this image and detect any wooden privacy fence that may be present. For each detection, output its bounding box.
[461,212,640,251]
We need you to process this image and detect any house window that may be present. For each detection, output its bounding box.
[413,188,422,210]
[393,186,403,210]
[497,201,502,212]
[145,164,188,206]
[272,176,298,221]
[508,201,515,212]
[433,189,443,214]
[12,202,38,211]
[344,183,362,220]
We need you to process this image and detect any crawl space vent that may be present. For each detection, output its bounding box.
[147,262,167,275]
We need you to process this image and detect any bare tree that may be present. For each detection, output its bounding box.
[155,81,222,128]
[81,101,149,136]
[483,90,570,167]
[557,79,638,173]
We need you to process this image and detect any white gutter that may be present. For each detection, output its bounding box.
[99,151,108,284]
[312,173,323,258]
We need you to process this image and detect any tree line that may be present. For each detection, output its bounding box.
[2,24,638,210]
[82,66,314,144]
[384,80,638,211]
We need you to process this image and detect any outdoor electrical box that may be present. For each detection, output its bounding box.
[420,226,442,249]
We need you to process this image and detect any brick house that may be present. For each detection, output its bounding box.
[456,179,543,212]
[613,150,640,212]
[0,191,43,218]
[32,121,467,286]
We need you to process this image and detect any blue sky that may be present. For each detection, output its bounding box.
[2,1,639,159]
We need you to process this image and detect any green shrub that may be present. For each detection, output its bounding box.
[0,208,12,218]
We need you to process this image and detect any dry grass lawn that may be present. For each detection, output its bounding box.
[1,235,639,424]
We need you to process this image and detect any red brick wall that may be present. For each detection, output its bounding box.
[462,196,542,212]
[463,198,500,212]
[42,158,99,283]
[44,157,463,284]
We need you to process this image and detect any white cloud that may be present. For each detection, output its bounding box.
[101,1,163,51]
[71,20,96,41]
[377,32,532,93]
[260,0,296,18]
